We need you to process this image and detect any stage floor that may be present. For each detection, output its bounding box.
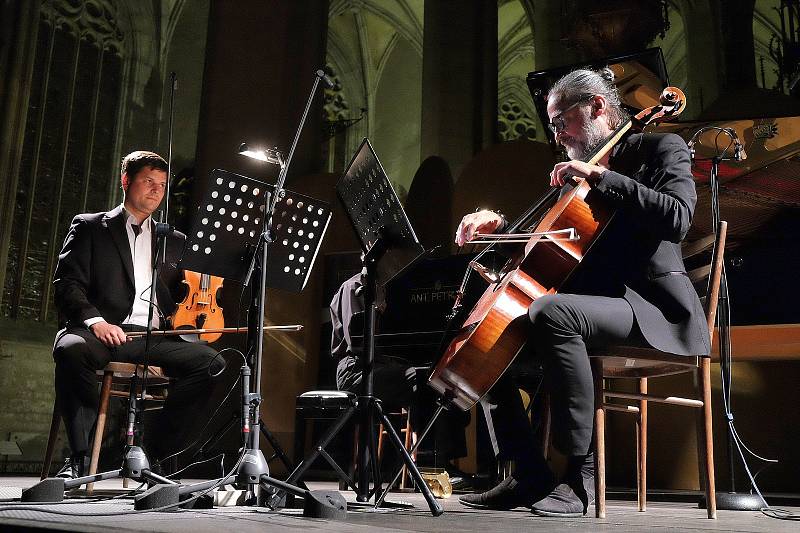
[0,476,796,532]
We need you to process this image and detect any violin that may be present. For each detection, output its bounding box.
[429,87,686,410]
[172,270,225,342]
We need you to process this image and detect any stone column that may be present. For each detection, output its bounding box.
[195,0,329,185]
[529,0,581,71]
[678,0,724,116]
[718,0,757,91]
[420,0,498,180]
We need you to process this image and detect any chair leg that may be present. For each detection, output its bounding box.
[400,408,412,490]
[41,401,61,480]
[636,377,648,512]
[591,359,606,518]
[293,409,306,467]
[541,393,552,461]
[351,423,360,475]
[698,359,717,519]
[87,371,113,494]
[122,385,138,490]
[377,422,385,463]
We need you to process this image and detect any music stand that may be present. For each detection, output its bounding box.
[178,169,333,506]
[174,169,329,472]
[274,139,442,516]
[182,168,331,289]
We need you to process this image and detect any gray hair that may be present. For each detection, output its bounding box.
[547,68,628,129]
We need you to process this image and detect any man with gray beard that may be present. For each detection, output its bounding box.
[455,68,709,517]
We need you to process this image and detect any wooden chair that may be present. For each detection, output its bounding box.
[590,221,726,519]
[41,363,170,492]
[377,407,416,490]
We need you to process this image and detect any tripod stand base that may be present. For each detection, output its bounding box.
[700,491,766,511]
[135,484,179,509]
[22,446,175,504]
[21,478,65,502]
[302,490,347,519]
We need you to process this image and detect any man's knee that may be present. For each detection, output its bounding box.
[528,294,572,330]
[53,331,109,370]
[207,351,226,377]
[194,345,226,378]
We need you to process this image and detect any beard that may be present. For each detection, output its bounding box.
[563,110,607,160]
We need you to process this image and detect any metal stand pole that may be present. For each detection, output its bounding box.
[706,156,765,511]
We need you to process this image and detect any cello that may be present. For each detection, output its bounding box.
[429,86,687,410]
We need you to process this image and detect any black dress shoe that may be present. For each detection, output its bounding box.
[459,474,553,510]
[530,481,594,517]
[55,455,88,480]
[531,453,595,517]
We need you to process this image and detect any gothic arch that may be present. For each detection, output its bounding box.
[498,0,538,141]
[324,0,423,175]
[329,0,422,55]
[653,1,687,90]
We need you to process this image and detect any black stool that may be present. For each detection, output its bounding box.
[293,390,358,486]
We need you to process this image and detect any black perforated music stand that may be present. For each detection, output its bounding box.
[277,139,441,516]
[336,140,425,287]
[179,168,331,502]
[181,169,331,291]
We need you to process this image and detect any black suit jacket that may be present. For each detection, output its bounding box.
[562,132,710,356]
[53,205,186,329]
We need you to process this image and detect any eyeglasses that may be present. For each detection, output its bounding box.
[547,94,595,133]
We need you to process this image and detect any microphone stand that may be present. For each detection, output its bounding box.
[690,127,765,511]
[228,69,335,507]
[118,71,180,488]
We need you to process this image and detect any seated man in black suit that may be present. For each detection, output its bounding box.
[455,68,709,517]
[51,150,224,478]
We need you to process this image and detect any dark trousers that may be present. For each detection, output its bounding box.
[489,293,643,465]
[52,326,223,460]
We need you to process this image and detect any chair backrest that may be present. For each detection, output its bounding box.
[681,221,728,344]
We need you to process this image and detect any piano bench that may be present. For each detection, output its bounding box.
[296,390,357,412]
[293,390,357,474]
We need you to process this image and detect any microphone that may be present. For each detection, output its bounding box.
[733,139,747,161]
[688,127,747,161]
[724,128,747,161]
[316,69,334,89]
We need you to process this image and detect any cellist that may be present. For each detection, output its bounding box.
[456,68,710,517]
